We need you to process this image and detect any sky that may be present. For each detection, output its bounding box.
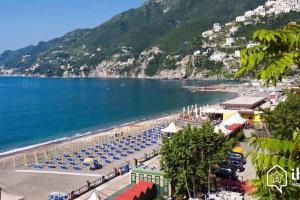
[0,0,144,53]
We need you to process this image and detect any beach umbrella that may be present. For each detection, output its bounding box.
[187,106,190,115]
[195,107,198,119]
[84,157,94,164]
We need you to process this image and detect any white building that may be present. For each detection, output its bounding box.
[234,50,241,58]
[225,38,235,46]
[230,26,239,34]
[236,16,246,22]
[213,23,222,32]
[202,30,214,38]
[210,51,227,62]
[245,10,254,18]
[254,6,266,16]
[193,50,201,56]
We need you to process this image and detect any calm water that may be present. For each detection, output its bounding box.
[0,77,237,153]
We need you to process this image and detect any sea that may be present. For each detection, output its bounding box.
[0,77,239,154]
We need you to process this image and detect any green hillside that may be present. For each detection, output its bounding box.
[0,0,266,77]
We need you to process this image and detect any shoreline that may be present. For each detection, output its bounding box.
[0,85,241,162]
[0,74,242,81]
[0,112,179,160]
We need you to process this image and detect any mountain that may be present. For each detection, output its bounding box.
[0,0,266,78]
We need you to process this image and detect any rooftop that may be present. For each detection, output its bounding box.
[220,96,267,109]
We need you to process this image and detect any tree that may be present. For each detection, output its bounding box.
[236,24,300,85]
[160,123,235,198]
[247,129,300,200]
[261,93,300,140]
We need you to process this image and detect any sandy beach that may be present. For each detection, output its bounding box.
[0,113,178,200]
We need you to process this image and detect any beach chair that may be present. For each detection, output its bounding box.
[45,160,51,164]
[33,163,42,169]
[48,164,56,169]
[56,157,62,161]
[70,161,76,165]
[73,165,81,170]
[83,163,90,167]
[113,156,120,160]
[121,153,127,157]
[60,165,67,170]
[134,147,140,151]
[63,153,70,158]
[67,157,73,161]
[109,152,114,156]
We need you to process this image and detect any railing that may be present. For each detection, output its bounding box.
[65,148,160,200]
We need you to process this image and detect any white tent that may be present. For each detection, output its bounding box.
[214,123,231,135]
[161,122,181,133]
[223,113,247,126]
[87,190,101,200]
[214,113,246,135]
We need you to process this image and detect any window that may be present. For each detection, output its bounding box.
[139,174,144,181]
[131,173,136,183]
[147,175,152,182]
[163,177,169,196]
[155,176,160,186]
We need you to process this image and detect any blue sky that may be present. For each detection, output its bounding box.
[0,0,144,53]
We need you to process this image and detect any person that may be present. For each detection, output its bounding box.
[86,180,91,189]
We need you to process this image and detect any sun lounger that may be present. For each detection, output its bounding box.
[73,165,81,170]
[33,163,42,169]
[60,165,67,170]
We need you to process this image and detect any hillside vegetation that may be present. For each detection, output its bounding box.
[0,0,267,78]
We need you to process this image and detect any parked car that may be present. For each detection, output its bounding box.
[220,160,244,172]
[228,152,246,165]
[215,165,238,180]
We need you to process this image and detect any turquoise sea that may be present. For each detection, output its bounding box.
[0,77,238,154]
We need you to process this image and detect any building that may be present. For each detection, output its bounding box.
[220,96,267,122]
[213,23,222,32]
[236,16,246,22]
[202,30,214,38]
[234,50,241,58]
[225,37,235,46]
[245,10,254,18]
[210,51,227,62]
[229,26,239,34]
[130,166,171,197]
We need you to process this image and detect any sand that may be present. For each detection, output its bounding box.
[0,114,177,200]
